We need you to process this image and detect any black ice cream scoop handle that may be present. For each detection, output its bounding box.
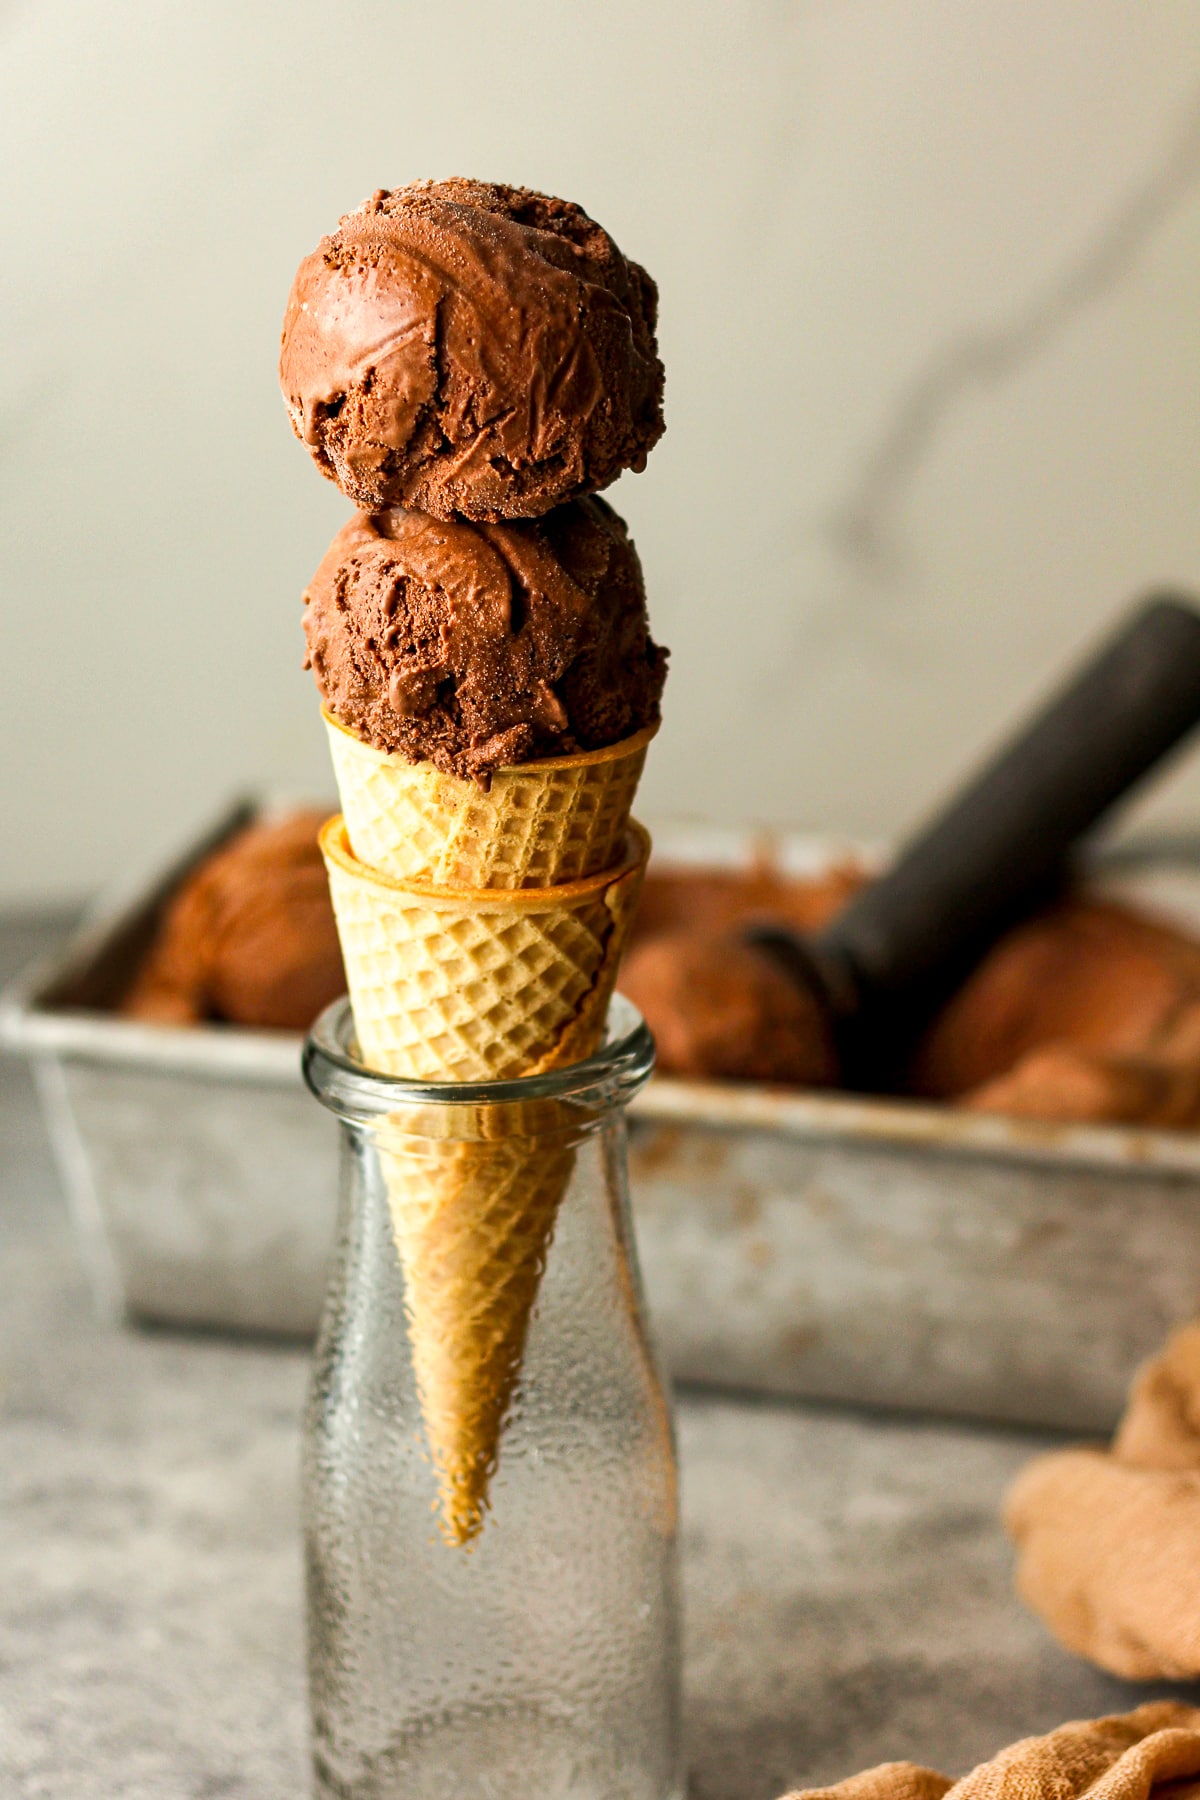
[749,594,1200,1086]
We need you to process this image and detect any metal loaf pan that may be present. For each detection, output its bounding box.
[6,803,1200,1432]
[0,801,338,1337]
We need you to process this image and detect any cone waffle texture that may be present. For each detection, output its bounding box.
[324,708,656,888]
[320,815,649,1082]
[380,1122,575,1546]
[319,810,650,1546]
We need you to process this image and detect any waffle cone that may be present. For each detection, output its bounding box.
[319,816,649,1082]
[379,1119,575,1546]
[320,816,650,1544]
[324,708,656,889]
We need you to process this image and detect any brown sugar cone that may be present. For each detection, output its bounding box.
[320,815,649,1542]
[324,707,656,888]
[319,816,649,1081]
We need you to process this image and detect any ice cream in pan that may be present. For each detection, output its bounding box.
[624,595,1200,1104]
[123,811,346,1032]
[122,822,1200,1132]
[282,180,666,1542]
[622,869,1200,1126]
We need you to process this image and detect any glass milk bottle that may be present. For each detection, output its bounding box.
[301,994,682,1800]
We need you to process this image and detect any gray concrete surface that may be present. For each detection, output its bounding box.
[1,919,1194,1800]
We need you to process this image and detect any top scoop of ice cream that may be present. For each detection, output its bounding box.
[279,179,665,520]
[122,812,345,1032]
[303,494,668,783]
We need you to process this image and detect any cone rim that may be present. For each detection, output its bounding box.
[321,707,659,776]
[319,814,650,910]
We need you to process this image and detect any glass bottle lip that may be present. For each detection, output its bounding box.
[302,994,656,1124]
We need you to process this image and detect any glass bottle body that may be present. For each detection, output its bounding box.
[302,998,682,1800]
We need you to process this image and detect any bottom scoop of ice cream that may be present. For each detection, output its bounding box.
[123,812,346,1031]
[303,494,667,784]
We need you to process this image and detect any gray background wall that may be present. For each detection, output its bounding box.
[3,0,1200,902]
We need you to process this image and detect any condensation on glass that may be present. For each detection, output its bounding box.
[302,996,682,1800]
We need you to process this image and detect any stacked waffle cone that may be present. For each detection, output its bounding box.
[321,762,650,1544]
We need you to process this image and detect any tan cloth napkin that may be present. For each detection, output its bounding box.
[779,1703,1200,1800]
[1005,1324,1200,1679]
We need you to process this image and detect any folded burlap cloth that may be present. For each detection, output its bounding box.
[1005,1323,1200,1678]
[778,1703,1200,1800]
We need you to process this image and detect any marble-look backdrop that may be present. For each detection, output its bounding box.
[3,0,1199,900]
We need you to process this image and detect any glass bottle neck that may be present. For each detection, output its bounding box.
[303,994,656,1138]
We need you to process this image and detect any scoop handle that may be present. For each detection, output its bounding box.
[816,594,1200,1074]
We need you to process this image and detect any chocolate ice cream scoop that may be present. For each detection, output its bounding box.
[123,812,345,1032]
[908,899,1200,1100]
[629,596,1200,1091]
[619,929,837,1087]
[303,494,667,784]
[280,179,664,521]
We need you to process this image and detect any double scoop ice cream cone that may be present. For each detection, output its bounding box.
[285,178,668,1543]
